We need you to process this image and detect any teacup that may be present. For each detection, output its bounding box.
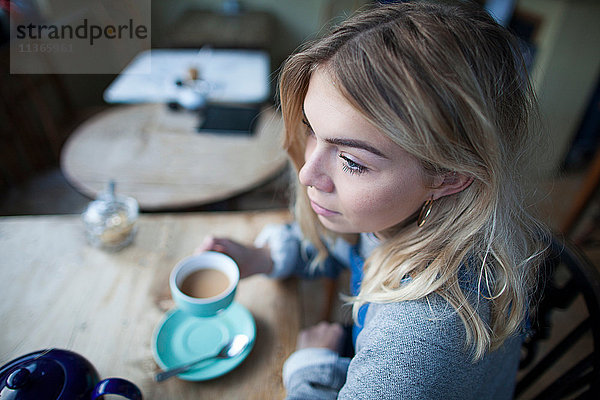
[170,252,239,317]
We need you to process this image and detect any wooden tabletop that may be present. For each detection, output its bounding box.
[0,210,298,399]
[60,104,288,210]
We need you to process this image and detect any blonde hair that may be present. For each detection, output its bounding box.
[279,0,549,360]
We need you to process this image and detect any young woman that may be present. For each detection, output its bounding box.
[198,1,548,398]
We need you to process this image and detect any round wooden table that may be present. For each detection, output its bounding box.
[61,104,287,210]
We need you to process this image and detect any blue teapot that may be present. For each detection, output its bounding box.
[0,349,142,399]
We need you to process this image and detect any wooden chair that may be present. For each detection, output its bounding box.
[516,236,600,399]
[561,148,600,236]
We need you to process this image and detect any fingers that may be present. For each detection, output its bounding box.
[194,235,214,254]
[296,321,344,352]
[193,237,272,278]
[194,236,229,254]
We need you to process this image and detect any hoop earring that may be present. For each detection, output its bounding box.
[417,197,434,227]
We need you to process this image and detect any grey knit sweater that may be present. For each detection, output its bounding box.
[255,224,522,399]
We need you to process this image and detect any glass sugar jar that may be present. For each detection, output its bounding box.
[82,181,138,251]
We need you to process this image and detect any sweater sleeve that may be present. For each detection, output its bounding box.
[283,348,351,400]
[254,222,350,280]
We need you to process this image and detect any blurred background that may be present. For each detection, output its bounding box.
[1,0,599,245]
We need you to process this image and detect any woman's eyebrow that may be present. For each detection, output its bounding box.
[302,106,389,159]
[324,137,388,159]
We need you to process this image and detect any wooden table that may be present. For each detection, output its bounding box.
[103,49,272,104]
[0,210,298,399]
[60,104,287,210]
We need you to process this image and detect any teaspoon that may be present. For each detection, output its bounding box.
[154,334,250,382]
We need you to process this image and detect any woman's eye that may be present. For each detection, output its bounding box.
[339,154,367,175]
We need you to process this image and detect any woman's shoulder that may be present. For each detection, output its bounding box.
[358,296,470,356]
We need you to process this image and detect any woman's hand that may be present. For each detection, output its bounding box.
[195,236,273,278]
[296,321,344,353]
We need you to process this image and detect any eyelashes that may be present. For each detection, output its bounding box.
[339,154,367,175]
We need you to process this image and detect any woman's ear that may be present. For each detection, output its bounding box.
[431,172,473,200]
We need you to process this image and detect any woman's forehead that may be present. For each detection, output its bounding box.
[303,68,417,163]
[303,68,368,132]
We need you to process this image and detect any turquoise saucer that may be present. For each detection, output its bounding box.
[152,302,255,381]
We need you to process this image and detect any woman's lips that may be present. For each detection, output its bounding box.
[310,200,339,217]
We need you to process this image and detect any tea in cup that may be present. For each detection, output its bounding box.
[170,252,239,317]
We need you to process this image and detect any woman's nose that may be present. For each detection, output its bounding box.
[298,146,334,193]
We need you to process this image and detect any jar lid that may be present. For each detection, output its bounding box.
[83,196,137,226]
[83,181,138,225]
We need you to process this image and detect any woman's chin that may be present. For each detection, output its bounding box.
[317,214,357,234]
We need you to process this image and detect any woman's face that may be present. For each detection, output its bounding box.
[299,68,433,235]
